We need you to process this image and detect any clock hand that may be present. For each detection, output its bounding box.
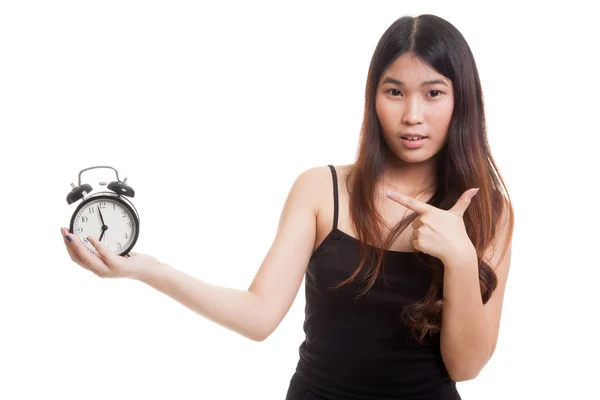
[98,205,106,226]
[97,205,108,242]
[99,224,108,242]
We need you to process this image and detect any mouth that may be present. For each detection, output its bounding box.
[400,134,427,141]
[400,135,427,148]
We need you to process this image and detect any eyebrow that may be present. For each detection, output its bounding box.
[381,77,448,87]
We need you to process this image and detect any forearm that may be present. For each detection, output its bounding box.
[440,254,492,381]
[137,263,268,341]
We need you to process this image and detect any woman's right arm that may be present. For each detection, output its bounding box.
[137,263,270,341]
[63,167,321,341]
[132,167,322,341]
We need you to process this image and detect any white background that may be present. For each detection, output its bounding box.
[1,1,598,399]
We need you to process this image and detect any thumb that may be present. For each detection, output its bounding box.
[450,188,479,216]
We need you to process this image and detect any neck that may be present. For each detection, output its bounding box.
[381,156,438,198]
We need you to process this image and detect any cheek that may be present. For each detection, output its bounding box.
[441,100,454,123]
[375,97,384,119]
[375,98,395,131]
[429,102,453,129]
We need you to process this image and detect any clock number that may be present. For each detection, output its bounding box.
[99,202,107,209]
[125,233,128,240]
[122,210,127,218]
[89,207,95,214]
[82,237,89,244]
[75,226,84,233]
[117,242,122,250]
[81,216,88,223]
[127,221,132,228]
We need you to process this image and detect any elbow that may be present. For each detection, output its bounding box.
[449,369,480,382]
[249,334,266,342]
[246,324,274,342]
[444,346,492,382]
[249,331,269,342]
[447,363,484,382]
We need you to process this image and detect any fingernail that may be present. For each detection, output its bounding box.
[65,235,72,242]
[472,188,480,196]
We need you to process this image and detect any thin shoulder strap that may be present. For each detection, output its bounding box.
[327,164,339,231]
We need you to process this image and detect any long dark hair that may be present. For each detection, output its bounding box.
[331,14,514,343]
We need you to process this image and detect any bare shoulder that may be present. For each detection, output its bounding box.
[290,164,333,209]
[309,163,355,249]
[297,163,353,210]
[288,163,354,217]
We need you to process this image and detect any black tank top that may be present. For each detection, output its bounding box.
[292,165,460,400]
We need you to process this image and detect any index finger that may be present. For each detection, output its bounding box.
[386,192,432,214]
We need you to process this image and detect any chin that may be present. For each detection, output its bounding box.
[395,151,437,165]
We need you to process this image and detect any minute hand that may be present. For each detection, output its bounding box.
[98,205,106,225]
[98,205,107,241]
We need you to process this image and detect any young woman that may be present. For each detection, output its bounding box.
[61,14,514,400]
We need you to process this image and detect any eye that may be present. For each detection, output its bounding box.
[387,89,402,96]
[428,90,443,97]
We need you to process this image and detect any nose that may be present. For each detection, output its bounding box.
[401,97,424,125]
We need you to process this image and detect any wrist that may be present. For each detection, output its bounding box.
[443,247,478,269]
[136,261,169,284]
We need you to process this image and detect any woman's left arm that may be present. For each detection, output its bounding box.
[440,231,512,382]
[386,189,513,382]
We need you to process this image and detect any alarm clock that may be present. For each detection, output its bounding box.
[66,166,140,256]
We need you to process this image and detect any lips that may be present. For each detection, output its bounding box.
[400,134,427,148]
[401,133,427,139]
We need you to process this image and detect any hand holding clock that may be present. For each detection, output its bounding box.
[61,227,162,280]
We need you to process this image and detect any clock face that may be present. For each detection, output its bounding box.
[70,196,138,255]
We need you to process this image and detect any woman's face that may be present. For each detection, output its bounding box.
[375,52,454,165]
